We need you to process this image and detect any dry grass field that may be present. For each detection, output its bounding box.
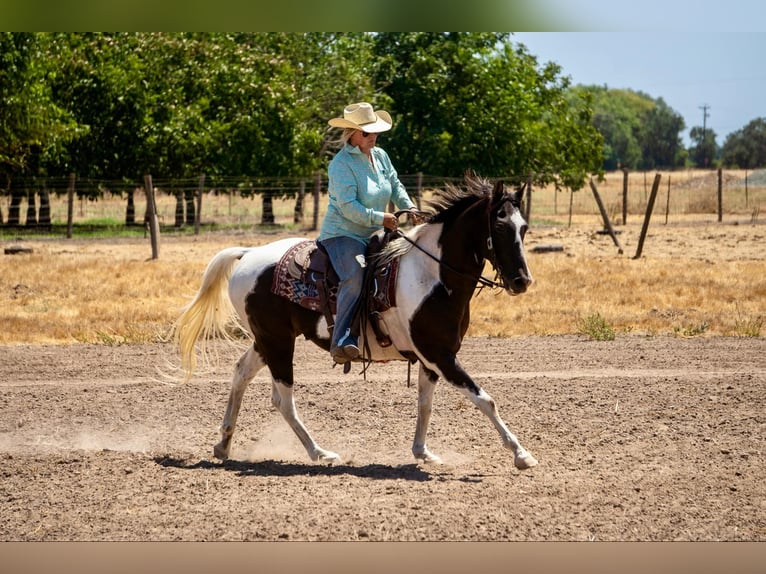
[1,169,764,344]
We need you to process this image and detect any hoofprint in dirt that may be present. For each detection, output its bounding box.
[0,335,763,541]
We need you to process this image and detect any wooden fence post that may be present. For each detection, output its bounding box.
[525,173,533,225]
[144,174,160,260]
[415,172,423,210]
[664,174,671,225]
[66,173,75,239]
[294,179,305,224]
[195,174,204,235]
[589,179,623,254]
[622,168,629,225]
[717,168,723,222]
[633,173,662,260]
[312,171,321,231]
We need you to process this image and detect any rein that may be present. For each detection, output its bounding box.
[393,209,506,292]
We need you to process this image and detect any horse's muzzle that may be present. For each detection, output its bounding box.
[507,273,533,294]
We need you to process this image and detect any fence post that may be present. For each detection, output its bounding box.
[717,168,723,222]
[294,179,305,224]
[416,172,423,210]
[633,173,662,260]
[195,174,204,235]
[66,173,75,238]
[589,179,623,254]
[144,174,160,260]
[622,168,629,225]
[664,174,671,225]
[312,171,321,231]
[525,173,533,225]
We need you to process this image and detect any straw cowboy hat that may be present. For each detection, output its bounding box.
[328,102,392,133]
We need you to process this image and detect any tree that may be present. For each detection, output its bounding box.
[373,33,603,189]
[721,117,766,168]
[0,33,83,225]
[637,97,685,170]
[580,86,685,171]
[689,125,719,168]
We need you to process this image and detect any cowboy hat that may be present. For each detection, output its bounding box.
[328,102,392,133]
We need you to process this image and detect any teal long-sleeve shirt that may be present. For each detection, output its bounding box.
[318,143,414,245]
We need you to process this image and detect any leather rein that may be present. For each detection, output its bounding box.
[392,201,507,292]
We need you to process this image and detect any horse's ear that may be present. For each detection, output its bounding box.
[492,179,504,204]
[513,182,527,206]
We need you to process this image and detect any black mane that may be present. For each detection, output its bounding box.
[374,175,495,266]
[426,174,493,225]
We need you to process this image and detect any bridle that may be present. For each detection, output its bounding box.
[392,196,512,292]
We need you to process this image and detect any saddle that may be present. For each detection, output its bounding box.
[271,231,400,350]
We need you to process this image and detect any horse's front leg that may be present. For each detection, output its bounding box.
[214,345,265,460]
[412,364,443,464]
[431,354,538,470]
[456,384,538,469]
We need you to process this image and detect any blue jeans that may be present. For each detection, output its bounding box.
[320,236,366,348]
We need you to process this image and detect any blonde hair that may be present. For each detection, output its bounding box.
[325,127,356,150]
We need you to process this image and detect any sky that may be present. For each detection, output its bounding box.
[516,2,766,145]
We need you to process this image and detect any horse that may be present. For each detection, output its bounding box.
[173,174,538,471]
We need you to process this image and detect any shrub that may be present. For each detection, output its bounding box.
[577,312,616,341]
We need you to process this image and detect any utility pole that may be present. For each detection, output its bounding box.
[699,104,710,167]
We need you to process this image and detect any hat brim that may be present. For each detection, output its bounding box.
[328,110,392,133]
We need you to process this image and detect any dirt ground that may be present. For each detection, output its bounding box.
[0,333,763,541]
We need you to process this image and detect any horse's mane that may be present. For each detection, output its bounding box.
[426,173,492,224]
[374,174,493,266]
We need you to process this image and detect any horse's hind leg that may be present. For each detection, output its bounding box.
[213,345,265,461]
[412,364,443,464]
[270,381,341,464]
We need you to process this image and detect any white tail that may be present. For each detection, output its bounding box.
[173,247,249,381]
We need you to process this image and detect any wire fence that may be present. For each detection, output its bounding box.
[2,168,765,232]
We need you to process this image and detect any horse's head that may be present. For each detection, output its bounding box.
[487,180,533,294]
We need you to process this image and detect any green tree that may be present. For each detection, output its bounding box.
[47,33,149,184]
[373,33,603,189]
[689,125,719,168]
[637,97,685,170]
[580,86,685,171]
[721,117,766,168]
[0,32,83,225]
[579,87,645,171]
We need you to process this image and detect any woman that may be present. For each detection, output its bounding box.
[319,102,417,364]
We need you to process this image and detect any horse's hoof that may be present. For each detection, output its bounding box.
[514,452,538,470]
[315,449,341,464]
[213,443,230,461]
[414,449,443,464]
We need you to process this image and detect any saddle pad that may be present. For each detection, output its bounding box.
[271,238,400,316]
[371,257,399,312]
[271,240,324,312]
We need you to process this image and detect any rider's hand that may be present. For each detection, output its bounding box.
[408,207,425,225]
[382,212,398,231]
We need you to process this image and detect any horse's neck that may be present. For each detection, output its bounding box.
[399,207,486,303]
[439,199,489,279]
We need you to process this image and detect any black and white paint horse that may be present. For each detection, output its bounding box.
[174,174,538,470]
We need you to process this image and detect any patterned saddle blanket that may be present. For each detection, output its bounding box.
[270,239,399,317]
